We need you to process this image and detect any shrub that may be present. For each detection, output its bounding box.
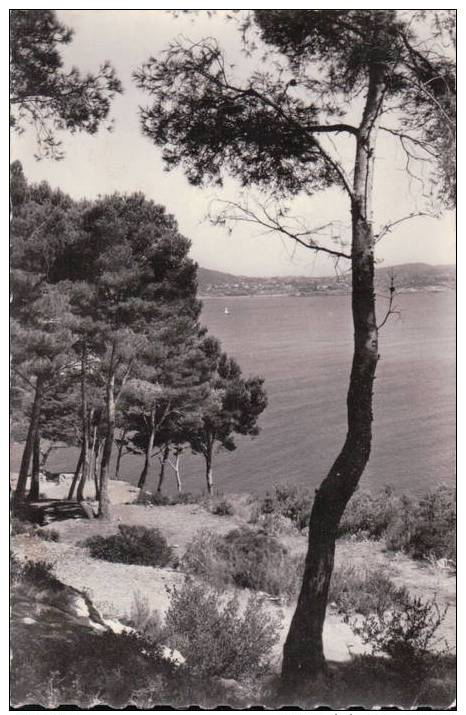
[137,491,172,506]
[339,486,406,539]
[11,517,33,536]
[211,499,235,516]
[11,518,60,542]
[10,553,56,589]
[385,486,456,563]
[163,577,282,679]
[338,486,456,565]
[350,594,447,668]
[172,492,202,505]
[250,511,299,536]
[83,525,174,567]
[135,491,202,507]
[126,591,163,642]
[258,485,313,530]
[37,528,60,542]
[182,529,233,587]
[329,563,409,617]
[183,527,303,602]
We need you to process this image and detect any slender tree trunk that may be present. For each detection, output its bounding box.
[281,64,385,687]
[88,423,97,489]
[205,444,214,496]
[114,429,127,480]
[68,446,84,500]
[172,452,182,493]
[14,375,44,503]
[39,444,54,473]
[138,418,156,491]
[77,348,90,502]
[28,429,41,501]
[98,368,115,519]
[156,444,170,493]
[94,439,103,501]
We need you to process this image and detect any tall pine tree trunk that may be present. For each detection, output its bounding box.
[68,447,84,500]
[77,350,90,502]
[281,64,385,686]
[14,375,44,503]
[98,368,115,519]
[28,429,41,501]
[156,444,170,493]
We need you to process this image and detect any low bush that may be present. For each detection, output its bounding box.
[257,485,313,530]
[126,591,163,642]
[338,486,405,539]
[350,594,448,663]
[163,577,282,679]
[211,499,235,516]
[137,491,171,506]
[183,527,303,602]
[11,517,35,537]
[83,525,174,567]
[385,486,456,563]
[10,553,56,589]
[38,528,60,542]
[329,563,409,617]
[250,511,298,536]
[338,485,456,565]
[11,518,60,542]
[136,491,202,507]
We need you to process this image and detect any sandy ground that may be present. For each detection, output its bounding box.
[11,478,456,666]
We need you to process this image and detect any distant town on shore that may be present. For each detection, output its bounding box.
[198,263,455,297]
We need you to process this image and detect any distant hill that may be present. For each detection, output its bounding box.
[197,267,241,287]
[197,263,455,297]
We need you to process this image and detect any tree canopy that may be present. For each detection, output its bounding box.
[135,10,455,208]
[10,10,122,158]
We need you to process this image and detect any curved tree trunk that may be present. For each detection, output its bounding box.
[281,63,385,687]
[28,429,41,501]
[14,375,44,503]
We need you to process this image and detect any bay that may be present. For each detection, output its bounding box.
[17,291,454,497]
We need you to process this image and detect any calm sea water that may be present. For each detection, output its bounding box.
[22,292,454,496]
[182,292,455,496]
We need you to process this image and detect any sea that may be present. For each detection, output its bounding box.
[14,291,455,497]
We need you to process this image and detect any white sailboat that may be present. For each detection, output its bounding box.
[224,307,230,315]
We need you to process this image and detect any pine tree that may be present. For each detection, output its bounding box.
[10,10,122,159]
[64,193,201,518]
[186,339,267,495]
[135,10,454,681]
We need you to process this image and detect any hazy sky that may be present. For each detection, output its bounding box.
[11,10,455,277]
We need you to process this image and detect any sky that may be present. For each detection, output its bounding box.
[10,9,455,278]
